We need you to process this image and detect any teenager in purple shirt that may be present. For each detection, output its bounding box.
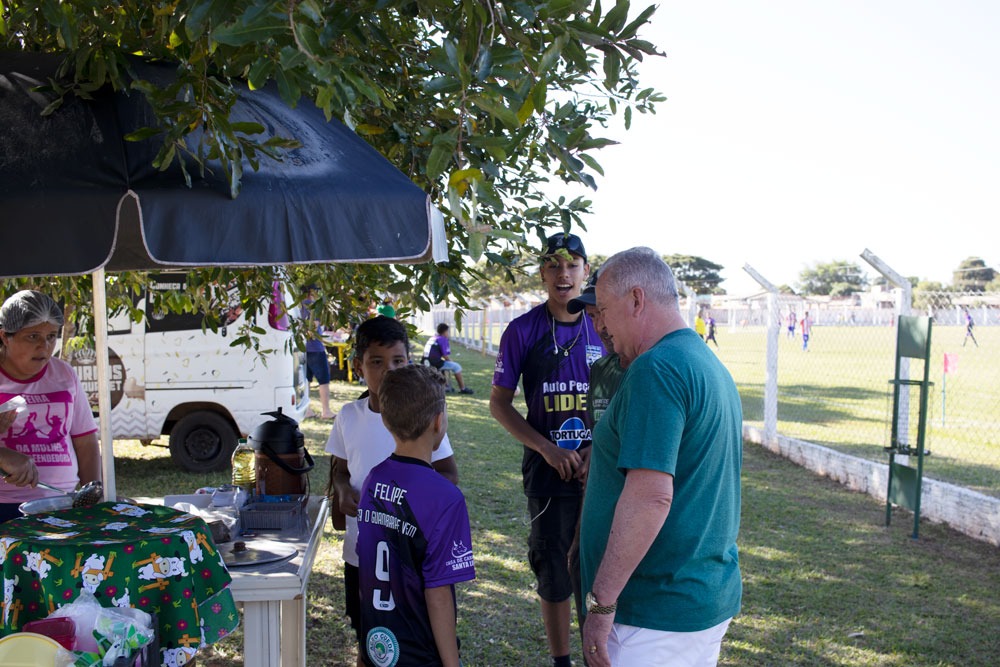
[357,365,475,667]
[489,232,603,667]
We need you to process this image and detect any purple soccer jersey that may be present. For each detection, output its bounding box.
[434,334,452,358]
[492,303,604,497]
[358,454,475,667]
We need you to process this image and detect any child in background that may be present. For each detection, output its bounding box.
[357,365,476,667]
[327,316,459,665]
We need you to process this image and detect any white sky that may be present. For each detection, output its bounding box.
[570,0,1000,295]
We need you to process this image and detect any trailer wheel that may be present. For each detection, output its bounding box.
[169,411,238,472]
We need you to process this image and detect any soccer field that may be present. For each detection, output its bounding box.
[714,323,1000,496]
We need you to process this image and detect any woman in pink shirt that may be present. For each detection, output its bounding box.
[0,291,100,523]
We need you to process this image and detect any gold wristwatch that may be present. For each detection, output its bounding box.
[585,592,617,615]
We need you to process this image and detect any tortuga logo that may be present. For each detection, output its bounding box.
[550,417,591,450]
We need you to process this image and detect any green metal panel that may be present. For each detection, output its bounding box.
[888,462,919,511]
[897,315,931,360]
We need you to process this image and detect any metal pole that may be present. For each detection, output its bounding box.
[861,249,913,449]
[743,264,779,445]
[92,269,116,501]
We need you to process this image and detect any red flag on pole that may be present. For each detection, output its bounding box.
[943,353,958,375]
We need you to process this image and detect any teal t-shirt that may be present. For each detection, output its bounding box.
[580,328,743,632]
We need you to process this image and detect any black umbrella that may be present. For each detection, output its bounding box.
[0,50,446,497]
[0,51,445,274]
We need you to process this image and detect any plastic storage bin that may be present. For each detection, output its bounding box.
[22,617,76,650]
[239,495,307,531]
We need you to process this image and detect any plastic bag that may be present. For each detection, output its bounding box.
[94,607,154,666]
[50,590,104,654]
[50,590,154,663]
[0,394,27,414]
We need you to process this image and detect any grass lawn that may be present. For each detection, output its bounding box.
[111,339,1000,666]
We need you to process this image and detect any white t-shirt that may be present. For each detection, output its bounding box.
[325,396,454,566]
[0,357,98,503]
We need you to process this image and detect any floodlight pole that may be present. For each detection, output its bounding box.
[677,280,698,328]
[743,264,779,445]
[861,249,913,449]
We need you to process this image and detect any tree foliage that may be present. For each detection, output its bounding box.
[952,257,996,293]
[663,254,725,295]
[1,0,664,343]
[796,260,867,297]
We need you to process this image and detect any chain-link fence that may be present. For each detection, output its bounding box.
[418,289,1000,499]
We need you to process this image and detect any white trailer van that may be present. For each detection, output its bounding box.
[66,275,309,471]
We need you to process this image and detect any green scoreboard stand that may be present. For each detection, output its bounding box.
[885,315,933,538]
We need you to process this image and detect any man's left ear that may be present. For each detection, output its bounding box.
[631,287,645,313]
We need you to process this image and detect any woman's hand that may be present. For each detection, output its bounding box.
[0,447,39,487]
[0,409,17,433]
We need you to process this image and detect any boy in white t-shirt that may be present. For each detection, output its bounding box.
[326,316,459,665]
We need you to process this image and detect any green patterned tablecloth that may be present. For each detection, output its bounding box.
[0,501,239,665]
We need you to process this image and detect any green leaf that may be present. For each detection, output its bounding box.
[427,142,453,181]
[274,67,301,105]
[600,0,631,34]
[297,0,324,23]
[469,95,521,128]
[577,137,618,150]
[603,48,621,88]
[545,0,587,19]
[315,85,334,119]
[468,231,485,262]
[539,35,566,74]
[294,23,323,58]
[531,81,547,112]
[124,127,162,142]
[625,39,659,55]
[621,5,658,40]
[212,21,287,47]
[185,0,230,41]
[474,46,493,81]
[230,122,265,135]
[424,76,463,95]
[247,58,274,90]
[449,168,482,196]
[578,153,604,176]
[356,124,387,136]
[516,96,535,124]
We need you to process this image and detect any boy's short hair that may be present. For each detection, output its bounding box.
[354,315,409,360]
[436,322,450,335]
[378,365,447,441]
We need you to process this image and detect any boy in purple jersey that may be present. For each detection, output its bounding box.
[328,316,459,665]
[489,232,604,667]
[357,365,475,667]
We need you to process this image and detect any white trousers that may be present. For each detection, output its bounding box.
[607,618,732,667]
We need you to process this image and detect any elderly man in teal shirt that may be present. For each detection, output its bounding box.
[580,247,742,667]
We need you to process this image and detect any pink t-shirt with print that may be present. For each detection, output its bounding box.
[0,357,98,503]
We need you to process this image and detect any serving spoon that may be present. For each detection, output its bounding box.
[1,468,104,508]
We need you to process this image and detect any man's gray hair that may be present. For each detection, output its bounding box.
[601,247,679,308]
[0,290,64,336]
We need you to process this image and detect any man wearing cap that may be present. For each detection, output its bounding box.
[566,267,627,654]
[580,247,742,667]
[568,269,626,426]
[490,232,604,667]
